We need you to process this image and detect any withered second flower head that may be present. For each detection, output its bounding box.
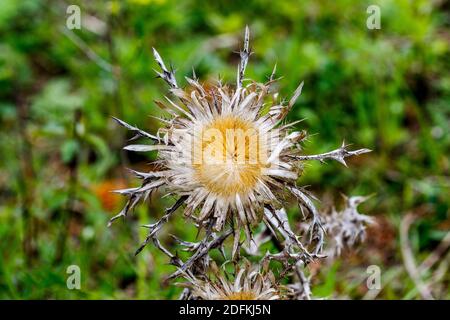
[179,260,283,300]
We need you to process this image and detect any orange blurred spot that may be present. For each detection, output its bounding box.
[94,179,127,211]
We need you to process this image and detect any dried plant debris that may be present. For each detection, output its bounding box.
[320,195,374,258]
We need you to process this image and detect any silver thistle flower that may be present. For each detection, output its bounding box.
[109,27,370,278]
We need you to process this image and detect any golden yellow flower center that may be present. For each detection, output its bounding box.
[222,291,257,300]
[193,116,266,197]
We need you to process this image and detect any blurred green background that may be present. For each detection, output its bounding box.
[0,0,448,299]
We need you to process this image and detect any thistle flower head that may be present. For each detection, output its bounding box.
[110,27,370,279]
[182,261,281,300]
[154,81,308,235]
